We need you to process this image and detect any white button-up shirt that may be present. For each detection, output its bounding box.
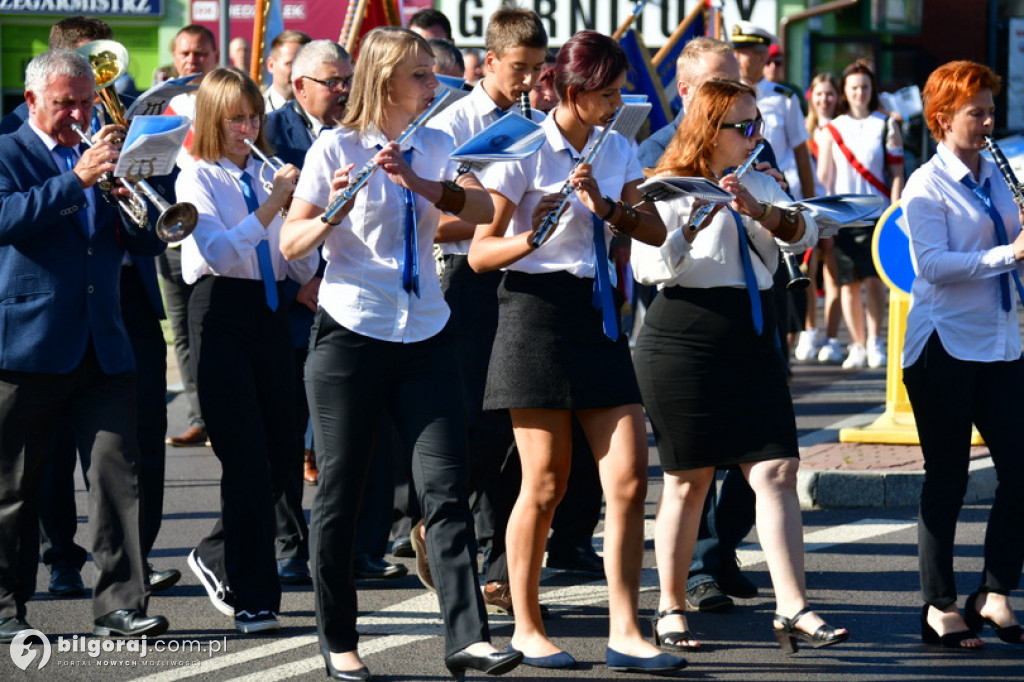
[631,170,816,289]
[294,124,457,343]
[175,155,318,287]
[902,141,1024,366]
[428,80,545,256]
[478,113,643,277]
[756,78,809,199]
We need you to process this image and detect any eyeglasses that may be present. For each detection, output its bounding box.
[719,116,765,139]
[224,114,264,130]
[302,75,352,91]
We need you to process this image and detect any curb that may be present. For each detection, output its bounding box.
[797,455,997,510]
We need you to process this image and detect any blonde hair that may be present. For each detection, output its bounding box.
[655,78,756,180]
[805,72,839,137]
[342,27,433,135]
[191,66,267,163]
[675,37,733,87]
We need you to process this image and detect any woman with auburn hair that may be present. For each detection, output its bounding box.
[280,27,521,681]
[631,77,848,655]
[469,30,683,674]
[175,66,318,634]
[903,60,1024,650]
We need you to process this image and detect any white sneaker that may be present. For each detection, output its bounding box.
[818,338,843,363]
[867,337,887,368]
[793,329,821,361]
[842,343,867,369]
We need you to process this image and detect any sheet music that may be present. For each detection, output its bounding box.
[789,194,887,237]
[114,115,190,179]
[450,114,546,163]
[123,74,201,119]
[610,101,652,141]
[424,79,470,121]
[637,176,735,203]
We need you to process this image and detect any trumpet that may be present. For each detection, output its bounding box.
[530,107,624,249]
[984,136,1024,210]
[320,89,451,225]
[71,123,198,243]
[687,141,765,231]
[244,138,291,216]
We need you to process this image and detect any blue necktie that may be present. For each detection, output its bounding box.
[238,171,279,311]
[961,175,1023,311]
[400,148,420,297]
[592,214,618,340]
[728,207,763,335]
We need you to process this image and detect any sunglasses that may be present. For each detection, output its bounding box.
[719,115,765,139]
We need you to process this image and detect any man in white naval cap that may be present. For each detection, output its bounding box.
[731,20,815,200]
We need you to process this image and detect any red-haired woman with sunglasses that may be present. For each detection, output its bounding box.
[631,78,848,654]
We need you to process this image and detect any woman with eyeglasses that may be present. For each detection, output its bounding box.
[175,66,318,634]
[632,78,848,654]
[468,31,681,674]
[817,61,904,370]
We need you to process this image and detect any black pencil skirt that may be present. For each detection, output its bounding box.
[633,285,799,472]
[484,270,642,410]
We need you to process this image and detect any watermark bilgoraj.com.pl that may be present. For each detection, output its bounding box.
[9,630,227,671]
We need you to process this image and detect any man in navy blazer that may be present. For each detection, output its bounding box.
[263,39,352,585]
[0,50,169,642]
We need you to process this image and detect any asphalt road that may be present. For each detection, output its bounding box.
[3,362,1022,681]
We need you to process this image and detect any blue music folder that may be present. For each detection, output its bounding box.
[450,114,545,163]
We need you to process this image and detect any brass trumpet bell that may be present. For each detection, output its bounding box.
[75,39,130,127]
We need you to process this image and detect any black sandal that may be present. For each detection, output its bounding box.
[651,609,701,651]
[773,608,848,654]
[920,604,984,649]
[965,590,1024,645]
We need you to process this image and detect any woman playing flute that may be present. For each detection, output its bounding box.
[280,27,522,681]
[630,78,848,654]
[468,30,683,674]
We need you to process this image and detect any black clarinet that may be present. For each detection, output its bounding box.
[984,136,1024,210]
[519,91,531,120]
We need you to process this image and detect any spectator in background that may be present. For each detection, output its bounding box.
[265,30,312,113]
[817,61,904,370]
[153,64,177,85]
[800,72,845,365]
[429,38,465,78]
[462,47,484,83]
[408,8,453,41]
[229,36,251,71]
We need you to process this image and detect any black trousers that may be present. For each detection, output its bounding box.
[0,346,147,619]
[274,347,311,563]
[188,276,296,613]
[306,310,487,656]
[38,265,168,569]
[903,331,1024,607]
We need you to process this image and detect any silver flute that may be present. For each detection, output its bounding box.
[687,141,765,231]
[983,135,1024,210]
[530,107,624,248]
[320,90,451,224]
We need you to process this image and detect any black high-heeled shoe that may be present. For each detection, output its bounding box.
[321,646,371,681]
[650,609,701,651]
[919,605,983,650]
[773,608,849,655]
[965,590,1024,645]
[443,646,522,682]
